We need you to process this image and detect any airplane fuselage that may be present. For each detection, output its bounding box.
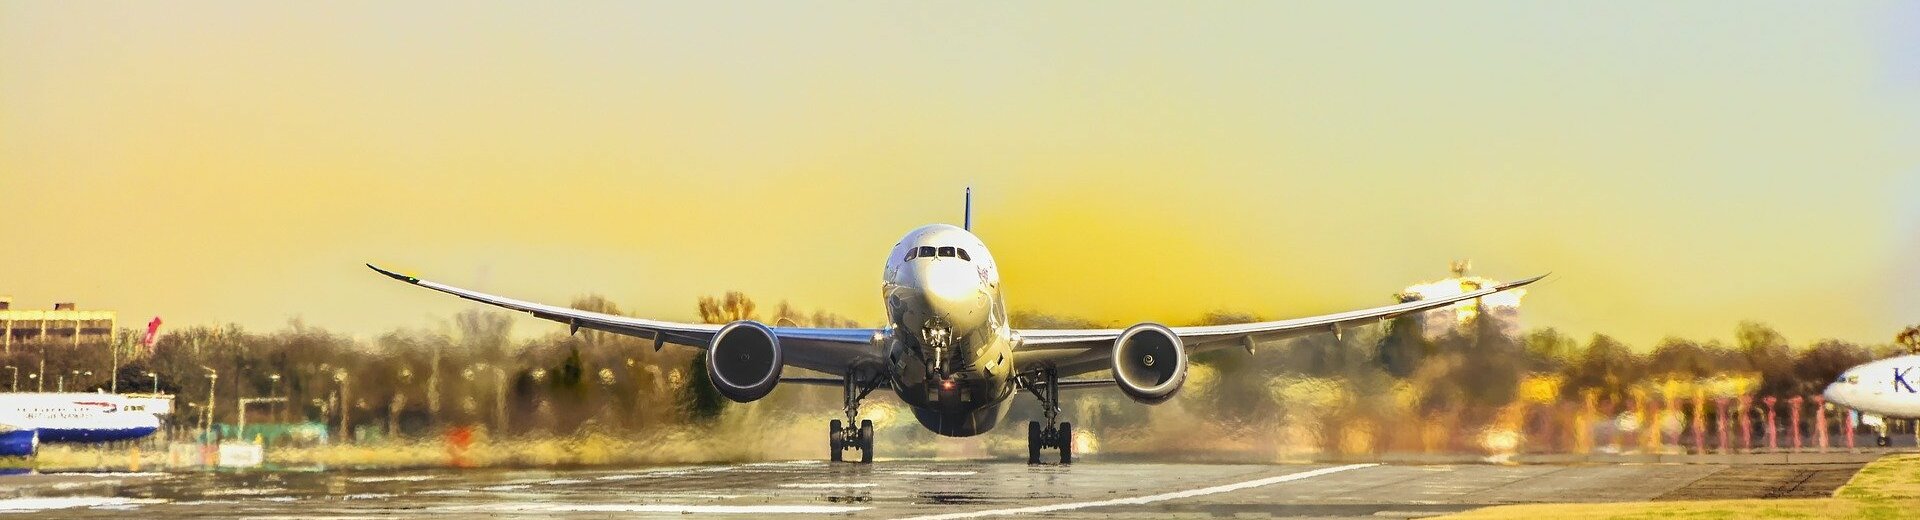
[881,224,1018,436]
[0,393,162,456]
[1825,354,1920,419]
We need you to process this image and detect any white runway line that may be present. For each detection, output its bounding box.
[441,503,868,514]
[883,472,975,477]
[480,484,533,491]
[202,487,288,496]
[895,463,1377,520]
[347,477,437,485]
[0,496,166,512]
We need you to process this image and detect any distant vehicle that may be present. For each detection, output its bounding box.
[370,190,1542,464]
[1823,354,1920,446]
[0,392,163,448]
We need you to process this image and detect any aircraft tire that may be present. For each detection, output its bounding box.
[830,419,844,462]
[1027,421,1042,464]
[1877,435,1891,447]
[859,420,875,463]
[1059,422,1073,465]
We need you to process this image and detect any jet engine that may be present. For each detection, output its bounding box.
[705,320,783,403]
[1110,323,1188,404]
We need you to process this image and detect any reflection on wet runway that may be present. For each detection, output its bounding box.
[0,458,1872,519]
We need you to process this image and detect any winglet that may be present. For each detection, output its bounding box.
[366,263,420,284]
[1499,273,1549,290]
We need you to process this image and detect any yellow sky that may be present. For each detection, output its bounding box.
[3,2,1916,348]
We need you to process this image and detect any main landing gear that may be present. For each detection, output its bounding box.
[1020,367,1072,465]
[831,375,880,463]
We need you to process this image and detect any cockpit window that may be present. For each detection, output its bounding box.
[904,248,917,261]
[957,248,971,261]
[918,246,936,258]
[938,246,956,258]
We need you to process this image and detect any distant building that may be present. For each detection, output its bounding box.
[0,297,117,353]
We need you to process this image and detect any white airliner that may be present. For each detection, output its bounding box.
[370,192,1542,463]
[0,393,163,459]
[1823,354,1920,446]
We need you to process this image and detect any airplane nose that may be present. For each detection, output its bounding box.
[907,260,990,331]
[1822,381,1847,407]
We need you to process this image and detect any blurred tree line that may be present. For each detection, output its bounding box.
[0,293,856,442]
[0,292,1899,448]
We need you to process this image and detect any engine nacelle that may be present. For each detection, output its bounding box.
[705,320,783,403]
[1110,323,1188,404]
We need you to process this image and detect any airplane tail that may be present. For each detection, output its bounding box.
[963,187,971,231]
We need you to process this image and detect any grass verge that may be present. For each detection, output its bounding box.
[1445,454,1920,520]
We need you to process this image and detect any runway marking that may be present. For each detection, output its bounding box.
[480,484,533,491]
[347,477,437,485]
[778,482,879,488]
[748,460,823,467]
[0,496,165,512]
[416,489,472,496]
[203,487,288,496]
[883,472,975,477]
[439,502,868,514]
[895,463,1377,520]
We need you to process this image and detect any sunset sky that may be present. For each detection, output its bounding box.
[3,2,1916,349]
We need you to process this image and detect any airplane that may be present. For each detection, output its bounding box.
[0,393,164,464]
[369,190,1542,464]
[1823,353,1920,446]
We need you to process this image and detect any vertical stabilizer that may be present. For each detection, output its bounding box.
[963,187,972,231]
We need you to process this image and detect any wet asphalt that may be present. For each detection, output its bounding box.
[0,455,1880,519]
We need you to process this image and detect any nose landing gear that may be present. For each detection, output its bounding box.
[1020,367,1072,464]
[831,375,881,463]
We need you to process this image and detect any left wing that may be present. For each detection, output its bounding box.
[1014,274,1545,377]
[366,264,883,376]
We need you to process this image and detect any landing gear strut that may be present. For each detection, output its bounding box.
[1020,367,1072,465]
[831,375,879,463]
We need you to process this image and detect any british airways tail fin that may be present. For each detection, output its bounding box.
[963,187,972,231]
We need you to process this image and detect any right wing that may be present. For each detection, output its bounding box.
[1014,274,1544,377]
[366,264,883,376]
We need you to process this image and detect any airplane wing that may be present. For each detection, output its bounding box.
[366,264,882,376]
[1012,274,1545,377]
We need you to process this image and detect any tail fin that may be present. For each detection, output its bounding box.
[963,187,972,231]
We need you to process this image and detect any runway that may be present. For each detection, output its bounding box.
[0,457,1874,519]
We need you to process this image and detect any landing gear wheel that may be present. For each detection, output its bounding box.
[832,375,880,464]
[1027,421,1042,464]
[830,419,844,462]
[1877,435,1891,447]
[1021,368,1075,465]
[859,420,875,463]
[1059,422,1073,465]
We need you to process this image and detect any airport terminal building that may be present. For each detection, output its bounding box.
[0,297,116,353]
